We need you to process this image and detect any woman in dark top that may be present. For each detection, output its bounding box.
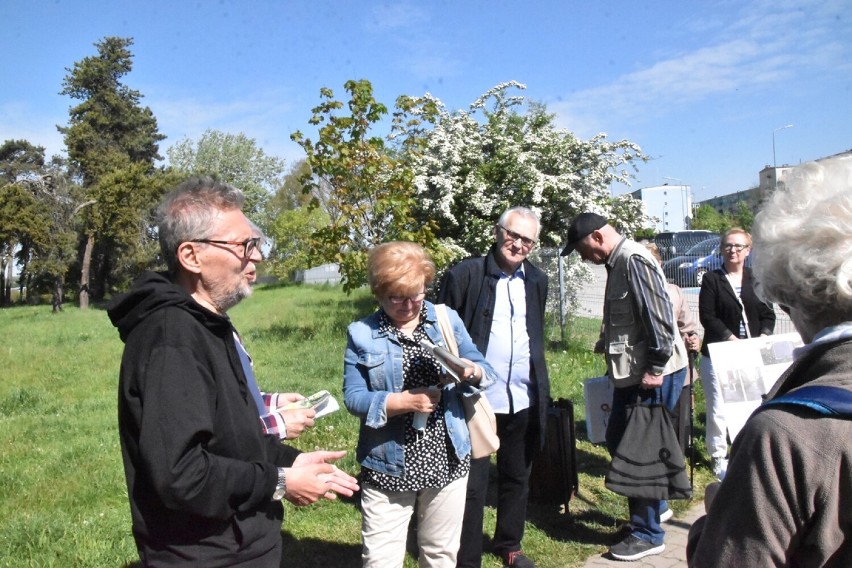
[698,228,775,478]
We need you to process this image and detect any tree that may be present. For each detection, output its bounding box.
[0,140,49,306]
[401,82,649,261]
[24,167,93,311]
[291,79,440,291]
[0,184,44,305]
[167,129,286,225]
[59,36,164,308]
[263,160,327,280]
[732,202,754,232]
[0,139,46,185]
[691,204,730,233]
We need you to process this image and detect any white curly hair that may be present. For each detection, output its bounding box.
[751,153,852,339]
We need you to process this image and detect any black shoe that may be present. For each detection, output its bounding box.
[608,534,665,561]
[503,550,536,568]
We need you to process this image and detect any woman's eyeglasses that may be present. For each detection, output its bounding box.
[191,237,261,259]
[388,292,426,305]
[499,225,536,249]
[722,243,749,252]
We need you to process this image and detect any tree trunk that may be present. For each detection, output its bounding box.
[53,275,64,312]
[25,273,32,305]
[19,255,29,304]
[79,233,95,310]
[2,252,12,307]
[0,255,6,307]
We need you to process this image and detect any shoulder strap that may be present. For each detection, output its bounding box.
[435,304,460,356]
[761,386,852,418]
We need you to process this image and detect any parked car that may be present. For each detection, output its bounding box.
[655,230,716,261]
[663,236,721,287]
[663,236,756,287]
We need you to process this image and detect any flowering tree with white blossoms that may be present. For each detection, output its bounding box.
[290,79,647,326]
[402,81,648,260]
[395,81,648,336]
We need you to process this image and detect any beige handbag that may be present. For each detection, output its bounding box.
[434,304,500,459]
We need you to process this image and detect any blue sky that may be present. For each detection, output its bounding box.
[2,0,849,202]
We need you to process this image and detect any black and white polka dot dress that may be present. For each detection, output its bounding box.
[361,307,470,491]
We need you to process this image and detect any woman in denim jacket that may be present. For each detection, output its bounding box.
[343,241,495,568]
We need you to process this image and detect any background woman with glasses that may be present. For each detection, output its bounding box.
[698,228,775,478]
[343,241,494,568]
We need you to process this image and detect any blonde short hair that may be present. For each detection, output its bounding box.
[367,241,435,298]
[721,228,752,247]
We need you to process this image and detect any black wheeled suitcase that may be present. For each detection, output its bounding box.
[529,398,579,512]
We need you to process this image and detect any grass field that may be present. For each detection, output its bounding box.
[0,283,714,567]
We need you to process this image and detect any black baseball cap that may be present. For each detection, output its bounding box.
[560,212,608,256]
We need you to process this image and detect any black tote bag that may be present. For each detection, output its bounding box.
[604,398,693,500]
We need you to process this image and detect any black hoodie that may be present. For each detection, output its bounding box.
[108,271,300,566]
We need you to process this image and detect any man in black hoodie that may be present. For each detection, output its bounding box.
[107,177,358,567]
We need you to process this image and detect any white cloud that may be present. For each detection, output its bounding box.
[550,0,851,137]
[147,86,303,164]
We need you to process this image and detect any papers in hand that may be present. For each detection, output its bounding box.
[420,339,467,383]
[282,390,340,419]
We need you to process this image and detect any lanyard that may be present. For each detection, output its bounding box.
[723,271,751,339]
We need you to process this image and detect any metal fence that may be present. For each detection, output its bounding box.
[529,248,795,348]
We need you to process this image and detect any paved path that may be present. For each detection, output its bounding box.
[580,502,705,567]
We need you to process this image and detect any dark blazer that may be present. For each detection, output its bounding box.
[699,267,776,357]
[437,246,551,447]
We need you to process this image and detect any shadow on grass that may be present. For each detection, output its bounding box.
[280,532,362,567]
[120,537,363,568]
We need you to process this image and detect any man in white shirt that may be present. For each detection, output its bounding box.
[438,207,550,568]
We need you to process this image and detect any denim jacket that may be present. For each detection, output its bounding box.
[343,301,495,477]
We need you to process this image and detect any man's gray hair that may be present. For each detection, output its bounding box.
[752,154,852,329]
[497,206,542,239]
[157,177,245,274]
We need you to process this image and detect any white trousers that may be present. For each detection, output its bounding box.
[699,356,728,459]
[360,474,468,568]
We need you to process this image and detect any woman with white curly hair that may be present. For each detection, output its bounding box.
[687,153,852,567]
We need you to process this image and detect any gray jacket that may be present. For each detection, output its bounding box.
[688,338,852,567]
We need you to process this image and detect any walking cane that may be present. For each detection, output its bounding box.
[687,344,697,491]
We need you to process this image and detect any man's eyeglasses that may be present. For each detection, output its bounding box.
[191,237,261,259]
[722,243,749,252]
[388,292,426,305]
[499,225,536,249]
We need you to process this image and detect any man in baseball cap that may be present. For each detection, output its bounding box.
[559,212,608,256]
[561,210,688,562]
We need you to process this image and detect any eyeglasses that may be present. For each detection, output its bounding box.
[722,243,749,252]
[191,237,261,259]
[499,225,536,249]
[388,292,426,305]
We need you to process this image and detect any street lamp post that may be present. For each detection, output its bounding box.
[772,124,793,167]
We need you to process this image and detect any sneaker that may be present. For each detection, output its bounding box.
[608,534,665,561]
[503,550,536,568]
[711,457,728,480]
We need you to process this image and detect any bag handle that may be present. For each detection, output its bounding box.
[723,271,752,339]
[434,304,460,356]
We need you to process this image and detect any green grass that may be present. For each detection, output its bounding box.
[0,284,716,567]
